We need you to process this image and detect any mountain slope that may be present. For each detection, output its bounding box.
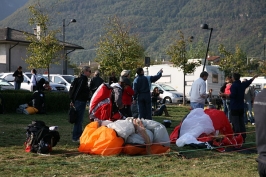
[1,0,266,64]
[0,0,29,21]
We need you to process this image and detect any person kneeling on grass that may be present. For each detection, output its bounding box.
[152,104,171,117]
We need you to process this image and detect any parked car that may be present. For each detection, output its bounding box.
[0,72,67,92]
[151,83,186,104]
[44,74,75,91]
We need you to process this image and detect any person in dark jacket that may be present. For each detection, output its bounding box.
[229,73,257,141]
[133,67,163,120]
[108,72,118,85]
[254,86,266,177]
[89,70,104,96]
[70,66,91,142]
[13,66,23,90]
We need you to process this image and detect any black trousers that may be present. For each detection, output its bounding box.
[258,161,266,177]
[231,109,246,140]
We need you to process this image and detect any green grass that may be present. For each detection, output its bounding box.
[0,105,258,177]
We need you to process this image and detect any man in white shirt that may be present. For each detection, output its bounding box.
[189,71,209,109]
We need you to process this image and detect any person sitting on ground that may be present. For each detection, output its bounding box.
[43,81,51,91]
[152,104,171,117]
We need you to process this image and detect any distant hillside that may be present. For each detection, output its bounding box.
[1,0,266,65]
[0,0,28,21]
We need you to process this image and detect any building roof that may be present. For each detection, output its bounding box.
[0,27,84,50]
[207,56,220,61]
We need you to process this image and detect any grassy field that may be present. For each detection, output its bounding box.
[0,105,258,177]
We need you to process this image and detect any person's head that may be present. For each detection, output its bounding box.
[121,70,131,77]
[31,69,37,74]
[225,76,232,83]
[81,66,91,77]
[232,73,240,82]
[94,70,100,77]
[37,78,46,91]
[200,71,209,81]
[111,72,116,76]
[153,87,158,92]
[136,68,144,76]
[118,76,125,87]
[209,89,213,93]
[18,66,22,71]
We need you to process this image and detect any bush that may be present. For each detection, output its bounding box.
[0,90,70,113]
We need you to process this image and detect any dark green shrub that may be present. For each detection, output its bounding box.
[0,90,70,113]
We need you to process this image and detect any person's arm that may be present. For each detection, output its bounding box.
[150,69,163,83]
[124,85,134,96]
[199,81,208,98]
[13,70,18,77]
[133,78,138,101]
[113,87,123,109]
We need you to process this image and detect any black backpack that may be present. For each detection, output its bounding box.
[25,120,60,154]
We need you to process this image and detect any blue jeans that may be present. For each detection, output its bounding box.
[14,81,21,90]
[72,100,86,141]
[225,100,231,122]
[244,101,254,124]
[190,102,204,109]
[222,99,228,116]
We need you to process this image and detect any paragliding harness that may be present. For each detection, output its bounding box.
[89,83,122,121]
[24,120,60,154]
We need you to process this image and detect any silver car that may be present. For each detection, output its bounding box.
[0,72,67,92]
[151,83,186,104]
[44,74,75,91]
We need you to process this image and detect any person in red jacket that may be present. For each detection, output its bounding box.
[120,70,134,117]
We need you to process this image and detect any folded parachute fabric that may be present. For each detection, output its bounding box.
[171,108,243,152]
[176,108,214,147]
[79,119,170,156]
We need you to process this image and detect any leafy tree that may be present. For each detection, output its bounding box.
[24,5,63,79]
[187,37,206,59]
[166,30,201,105]
[95,16,145,78]
[218,44,248,76]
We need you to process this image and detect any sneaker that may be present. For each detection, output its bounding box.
[72,139,80,143]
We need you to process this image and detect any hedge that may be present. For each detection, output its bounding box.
[0,90,70,113]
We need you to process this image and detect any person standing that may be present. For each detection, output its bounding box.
[133,67,163,120]
[30,69,38,91]
[108,72,118,85]
[120,70,134,117]
[151,87,160,109]
[189,71,209,109]
[110,77,125,120]
[242,79,255,125]
[254,86,266,177]
[221,76,233,122]
[89,70,104,96]
[229,73,257,142]
[69,66,91,142]
[13,66,23,90]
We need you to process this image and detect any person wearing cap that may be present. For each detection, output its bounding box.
[133,67,163,120]
[89,70,104,96]
[120,70,134,117]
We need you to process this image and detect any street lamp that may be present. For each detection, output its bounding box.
[201,24,213,72]
[62,19,76,74]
